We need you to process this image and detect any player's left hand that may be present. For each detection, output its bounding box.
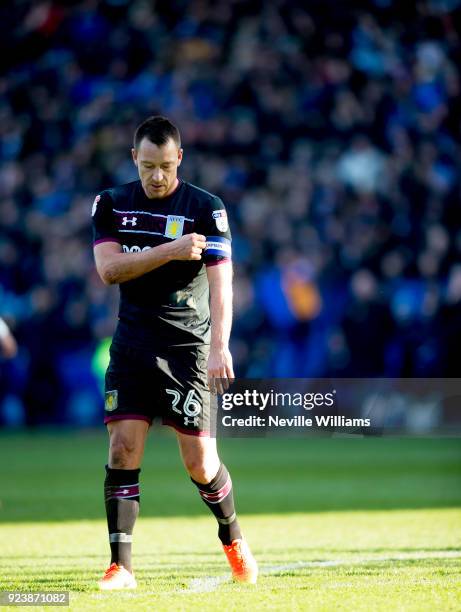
[208,346,234,395]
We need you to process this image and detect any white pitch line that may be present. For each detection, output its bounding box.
[182,560,343,594]
[181,551,461,594]
[184,575,230,593]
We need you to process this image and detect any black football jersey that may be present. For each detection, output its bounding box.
[92,179,232,348]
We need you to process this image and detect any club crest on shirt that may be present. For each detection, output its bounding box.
[105,389,118,412]
[165,215,185,239]
[212,209,228,232]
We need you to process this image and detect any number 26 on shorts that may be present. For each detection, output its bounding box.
[166,389,202,416]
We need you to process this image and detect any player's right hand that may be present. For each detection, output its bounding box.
[168,233,207,261]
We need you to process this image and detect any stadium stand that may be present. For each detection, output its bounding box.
[0,0,460,423]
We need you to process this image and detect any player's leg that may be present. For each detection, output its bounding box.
[176,433,240,541]
[176,432,258,583]
[100,418,149,589]
[100,340,155,588]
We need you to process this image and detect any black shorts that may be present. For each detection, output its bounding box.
[104,342,213,436]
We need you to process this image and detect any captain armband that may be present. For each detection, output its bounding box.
[204,236,232,259]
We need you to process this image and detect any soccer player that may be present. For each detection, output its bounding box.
[92,116,258,589]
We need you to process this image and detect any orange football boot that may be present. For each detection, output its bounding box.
[98,563,137,590]
[222,538,258,584]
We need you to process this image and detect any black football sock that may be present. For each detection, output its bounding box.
[191,463,242,545]
[104,465,140,572]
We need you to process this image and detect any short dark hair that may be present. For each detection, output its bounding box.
[133,115,181,149]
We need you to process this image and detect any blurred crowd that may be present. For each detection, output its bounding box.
[1,0,461,425]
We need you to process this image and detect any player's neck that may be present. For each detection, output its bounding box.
[163,178,180,198]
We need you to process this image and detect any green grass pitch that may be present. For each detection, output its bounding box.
[0,431,460,611]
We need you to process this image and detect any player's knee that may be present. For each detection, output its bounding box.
[109,435,138,468]
[184,459,217,484]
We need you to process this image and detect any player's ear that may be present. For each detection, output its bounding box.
[131,148,138,167]
[177,148,183,167]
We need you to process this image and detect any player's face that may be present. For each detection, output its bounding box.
[132,137,183,199]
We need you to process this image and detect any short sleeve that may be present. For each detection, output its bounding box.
[91,191,120,245]
[200,196,232,267]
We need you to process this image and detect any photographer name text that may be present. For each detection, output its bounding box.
[221,415,371,428]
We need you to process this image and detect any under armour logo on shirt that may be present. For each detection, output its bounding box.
[122,217,137,226]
